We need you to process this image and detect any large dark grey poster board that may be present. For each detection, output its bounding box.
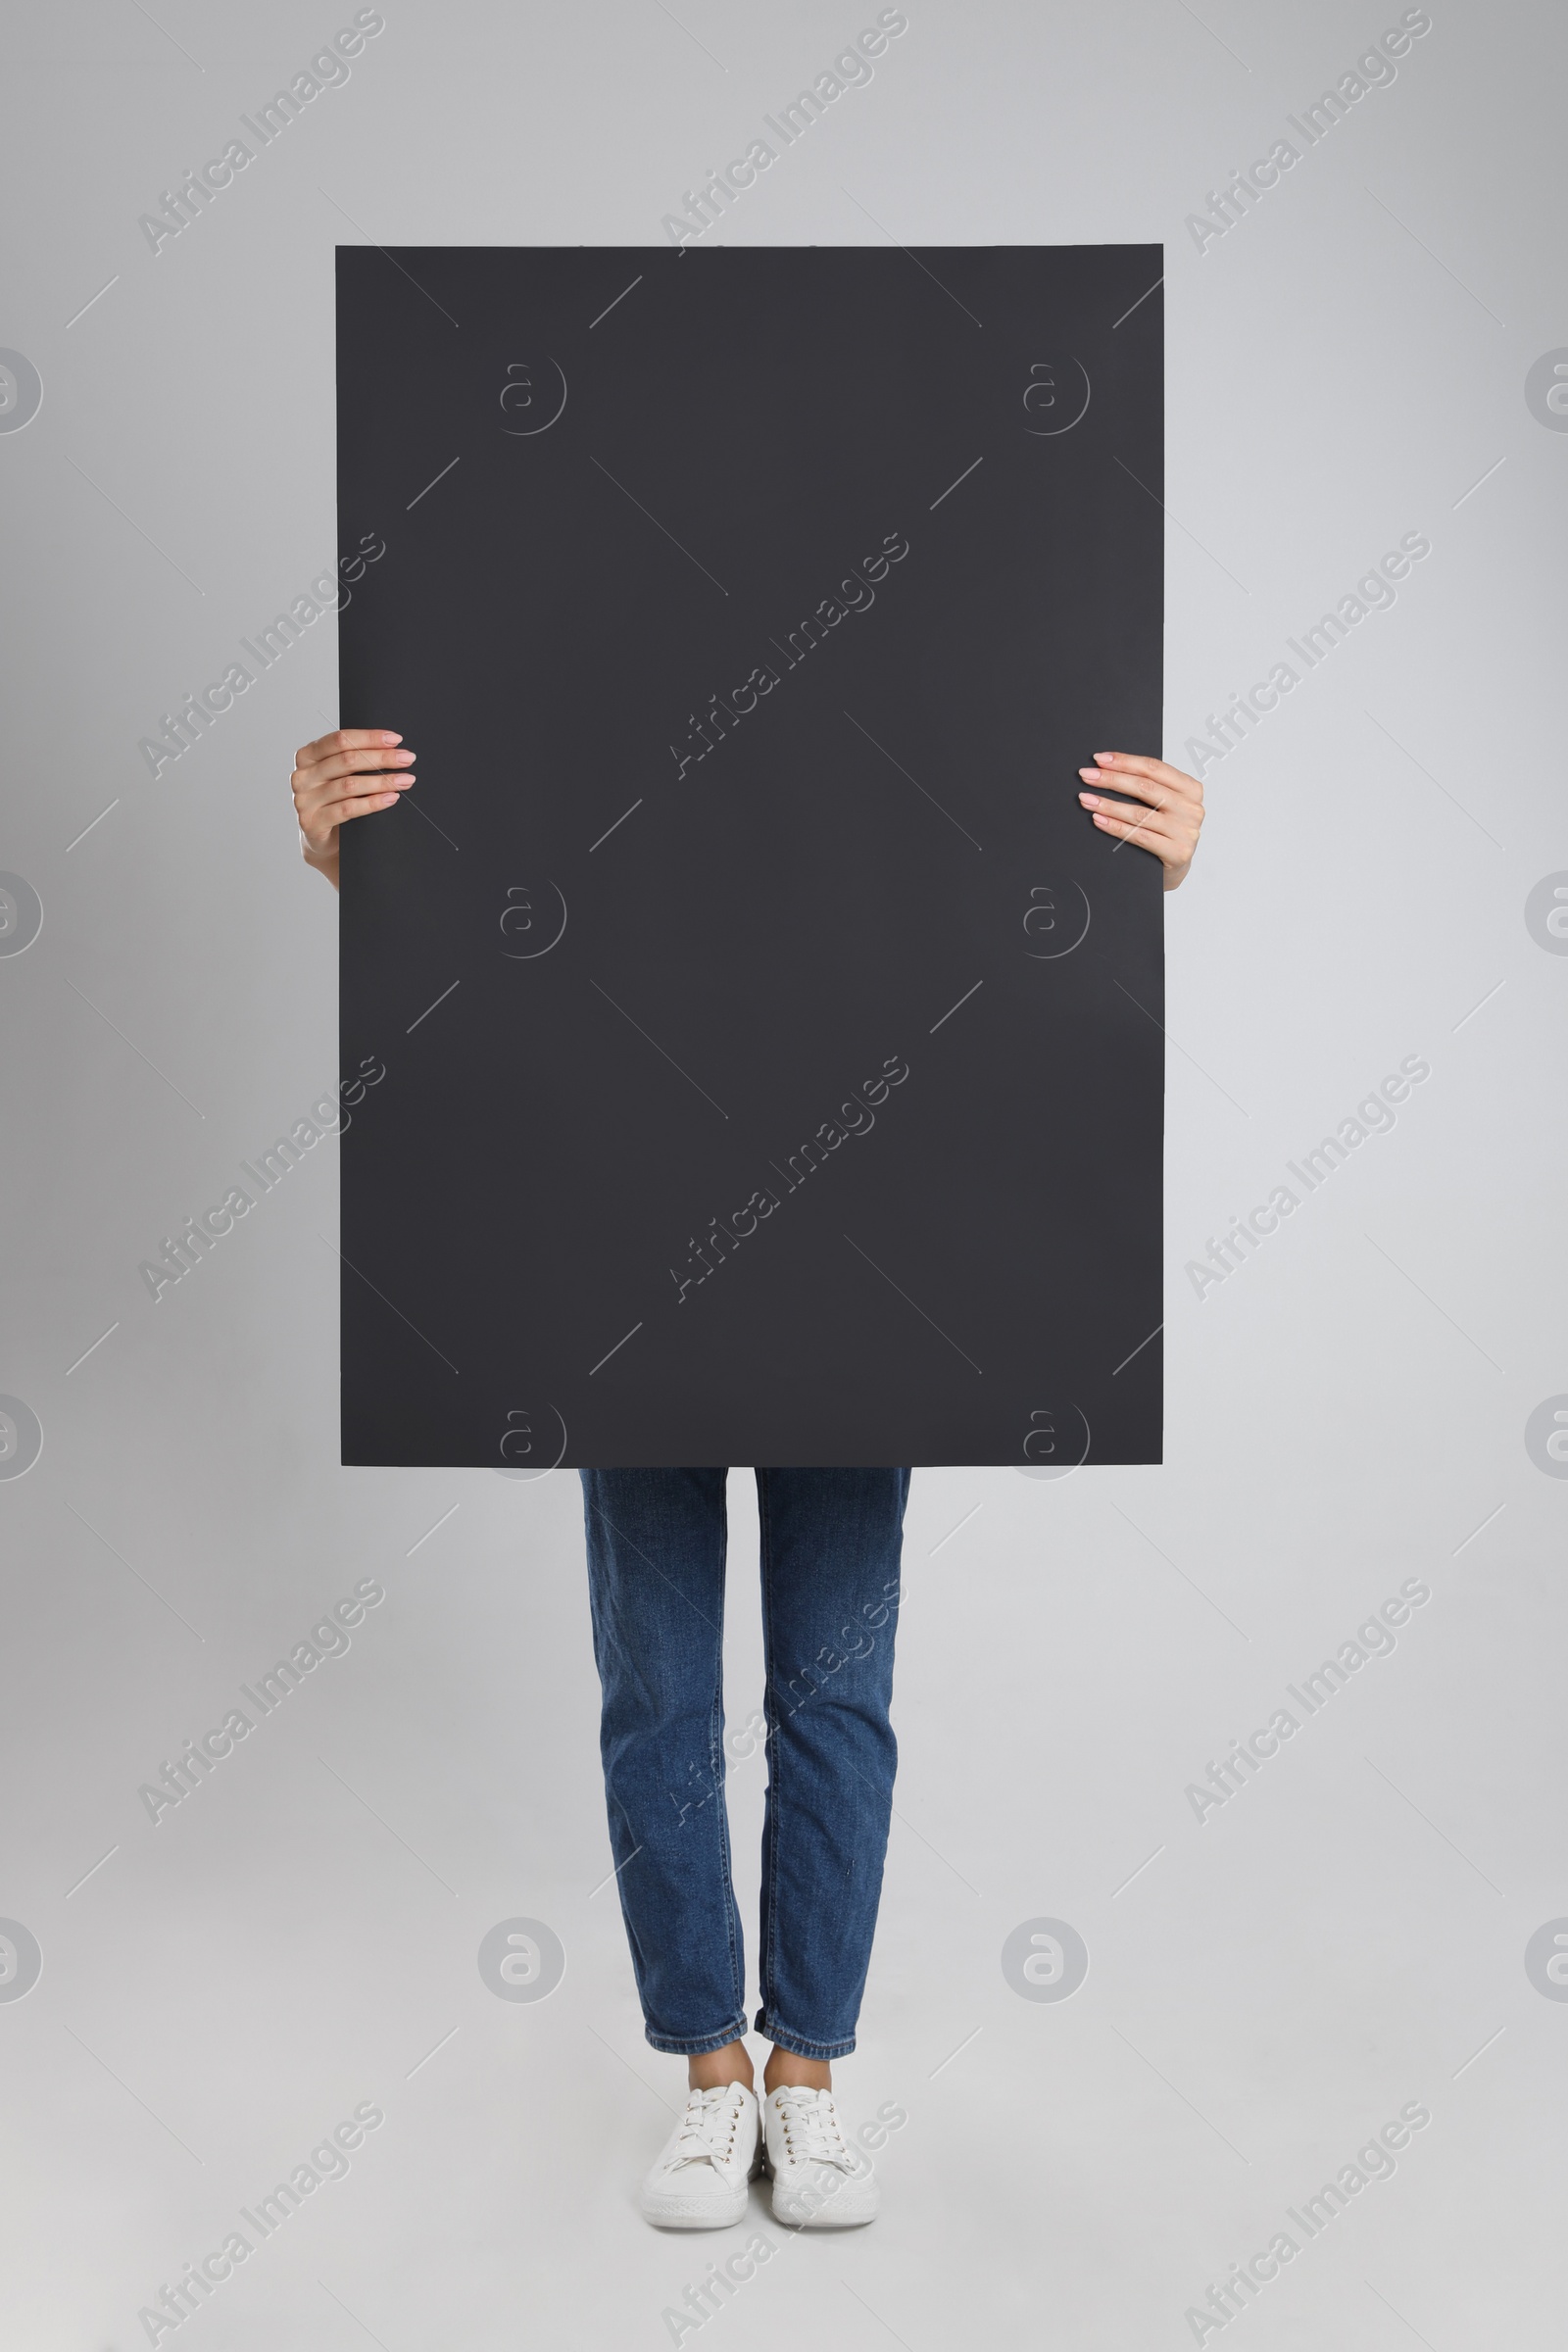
[336,244,1163,1469]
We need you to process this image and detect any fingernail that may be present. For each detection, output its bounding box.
[1079,792,1098,806]
[1078,766,1100,780]
[1095,752,1115,765]
[380,731,403,744]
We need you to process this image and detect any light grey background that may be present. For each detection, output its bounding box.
[2,0,1564,2344]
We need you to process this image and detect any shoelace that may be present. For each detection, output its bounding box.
[772,2088,853,2169]
[665,2086,744,2172]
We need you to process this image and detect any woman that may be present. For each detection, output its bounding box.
[291,726,1203,2228]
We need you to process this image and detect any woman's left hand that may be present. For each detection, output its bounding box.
[1079,753,1205,892]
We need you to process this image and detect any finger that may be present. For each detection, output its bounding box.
[1079,788,1187,832]
[294,727,404,770]
[301,746,416,788]
[1079,767,1170,811]
[295,757,416,798]
[1090,799,1196,842]
[297,773,415,820]
[287,776,411,823]
[291,748,409,795]
[1087,805,1188,853]
[316,790,405,827]
[1088,753,1202,803]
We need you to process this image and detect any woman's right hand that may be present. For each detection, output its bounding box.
[291,726,416,889]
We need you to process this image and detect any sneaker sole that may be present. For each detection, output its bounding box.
[641,2184,752,2229]
[642,2149,764,2230]
[770,2186,880,2228]
[764,2158,880,2228]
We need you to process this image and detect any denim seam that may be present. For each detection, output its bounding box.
[710,1552,747,2032]
[757,1469,784,2040]
[710,1480,745,2031]
[754,2011,857,2062]
[646,2015,751,2057]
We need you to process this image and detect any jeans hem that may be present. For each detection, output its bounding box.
[754,2009,857,2060]
[645,2017,751,2058]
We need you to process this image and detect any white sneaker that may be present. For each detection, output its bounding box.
[640,2082,761,2228]
[761,2085,880,2227]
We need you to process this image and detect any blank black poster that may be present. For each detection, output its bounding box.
[336,244,1163,1469]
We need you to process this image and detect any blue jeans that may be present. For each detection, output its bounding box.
[579,1468,911,2059]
